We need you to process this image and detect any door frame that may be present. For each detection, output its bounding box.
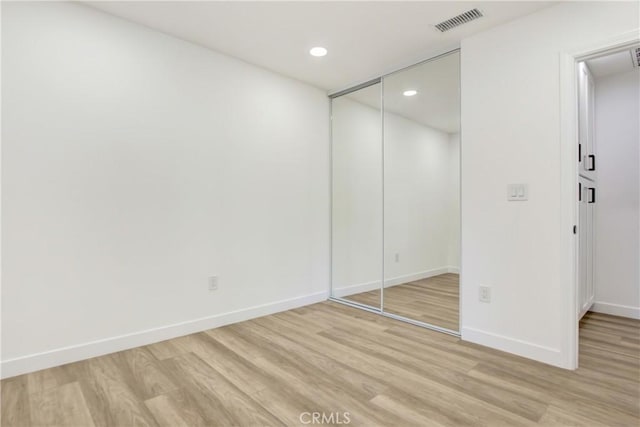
[559,30,639,370]
[328,48,462,337]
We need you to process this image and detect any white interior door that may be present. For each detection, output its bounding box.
[585,184,595,311]
[578,177,596,319]
[579,63,596,180]
[578,179,588,319]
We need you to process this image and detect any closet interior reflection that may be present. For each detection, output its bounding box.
[330,50,460,334]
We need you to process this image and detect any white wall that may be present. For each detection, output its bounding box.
[332,95,459,296]
[1,1,329,377]
[460,1,639,368]
[593,69,640,319]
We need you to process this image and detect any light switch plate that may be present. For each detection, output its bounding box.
[507,184,528,201]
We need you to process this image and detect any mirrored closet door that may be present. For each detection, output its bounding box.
[331,82,383,310]
[382,51,460,332]
[330,50,460,334]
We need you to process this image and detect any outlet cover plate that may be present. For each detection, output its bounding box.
[479,286,491,303]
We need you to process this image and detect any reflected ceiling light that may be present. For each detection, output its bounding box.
[309,47,328,57]
[403,90,418,97]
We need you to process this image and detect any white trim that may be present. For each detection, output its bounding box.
[383,267,456,287]
[591,302,640,320]
[461,327,564,368]
[380,76,386,315]
[559,51,580,370]
[332,279,381,297]
[559,29,640,371]
[332,267,460,297]
[578,298,595,321]
[0,291,328,379]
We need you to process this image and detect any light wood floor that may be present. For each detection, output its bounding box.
[2,305,638,426]
[345,273,459,331]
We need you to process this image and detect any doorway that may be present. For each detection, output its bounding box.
[570,40,640,367]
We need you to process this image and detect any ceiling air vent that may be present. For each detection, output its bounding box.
[631,47,640,68]
[435,8,484,32]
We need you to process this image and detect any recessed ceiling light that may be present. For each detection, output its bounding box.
[309,47,328,57]
[403,90,418,97]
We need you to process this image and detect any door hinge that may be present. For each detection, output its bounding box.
[573,225,577,234]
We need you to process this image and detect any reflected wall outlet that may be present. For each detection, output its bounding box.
[208,276,219,291]
[479,286,491,303]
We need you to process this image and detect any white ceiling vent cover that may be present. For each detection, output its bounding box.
[631,47,640,68]
[434,9,483,32]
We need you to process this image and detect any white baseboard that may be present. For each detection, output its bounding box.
[1,291,328,379]
[383,267,451,287]
[333,266,460,298]
[590,302,640,319]
[461,326,566,369]
[332,280,381,298]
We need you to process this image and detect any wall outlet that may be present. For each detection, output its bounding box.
[208,276,219,291]
[395,253,400,263]
[479,286,491,303]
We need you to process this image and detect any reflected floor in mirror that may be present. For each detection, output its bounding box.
[345,273,459,331]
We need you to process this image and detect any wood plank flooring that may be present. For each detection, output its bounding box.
[2,305,638,426]
[344,273,459,331]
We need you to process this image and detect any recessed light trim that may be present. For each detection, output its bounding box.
[309,47,328,57]
[403,90,418,97]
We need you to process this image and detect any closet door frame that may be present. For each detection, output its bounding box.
[329,78,384,313]
[328,48,462,337]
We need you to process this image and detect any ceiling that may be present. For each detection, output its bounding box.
[586,48,639,79]
[86,1,555,92]
[347,51,460,133]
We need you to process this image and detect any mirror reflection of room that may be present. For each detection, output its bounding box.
[331,51,461,332]
[383,52,460,331]
[331,83,383,310]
